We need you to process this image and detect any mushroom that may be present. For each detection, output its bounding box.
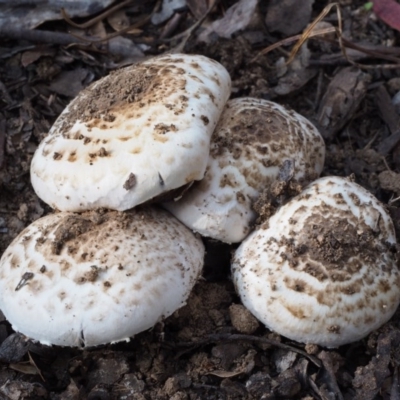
[0,207,204,347]
[30,53,231,212]
[232,176,400,347]
[164,98,325,243]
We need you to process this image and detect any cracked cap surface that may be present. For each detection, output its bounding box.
[165,98,325,243]
[31,53,231,211]
[0,207,204,347]
[232,176,400,347]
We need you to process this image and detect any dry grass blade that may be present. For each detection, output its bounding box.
[252,3,341,64]
[28,352,45,382]
[389,195,400,204]
[286,2,342,65]
[8,352,45,382]
[253,2,400,69]
[251,26,336,63]
[373,0,400,32]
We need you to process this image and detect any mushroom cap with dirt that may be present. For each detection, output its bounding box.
[164,98,325,243]
[0,207,204,347]
[30,53,231,212]
[232,176,400,347]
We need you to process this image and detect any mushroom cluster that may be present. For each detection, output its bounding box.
[1,52,397,349]
[0,53,231,347]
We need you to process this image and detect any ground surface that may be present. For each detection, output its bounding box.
[1,0,400,399]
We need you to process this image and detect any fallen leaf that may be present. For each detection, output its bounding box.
[316,66,371,139]
[107,9,130,31]
[0,333,29,364]
[107,36,145,61]
[88,21,107,39]
[197,0,259,43]
[0,0,115,30]
[272,46,318,97]
[9,362,38,376]
[187,0,209,19]
[21,46,55,67]
[265,0,314,36]
[48,68,90,98]
[151,0,186,25]
[373,0,400,31]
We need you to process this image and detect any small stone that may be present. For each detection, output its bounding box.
[229,303,259,334]
[305,343,319,355]
[164,377,179,396]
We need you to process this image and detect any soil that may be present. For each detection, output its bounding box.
[1,0,400,399]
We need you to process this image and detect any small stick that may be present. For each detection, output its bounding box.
[167,333,322,367]
[61,0,133,29]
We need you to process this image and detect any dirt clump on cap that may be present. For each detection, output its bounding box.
[57,66,155,134]
[210,101,291,159]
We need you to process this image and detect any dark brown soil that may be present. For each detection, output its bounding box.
[1,0,400,399]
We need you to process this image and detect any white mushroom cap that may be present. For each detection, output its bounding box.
[0,207,204,347]
[30,54,231,212]
[232,176,400,347]
[164,98,325,243]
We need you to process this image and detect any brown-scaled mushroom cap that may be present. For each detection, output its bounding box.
[164,98,325,243]
[232,176,400,347]
[0,207,204,347]
[30,54,231,212]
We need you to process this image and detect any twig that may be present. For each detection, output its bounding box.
[288,3,345,66]
[167,333,322,367]
[61,0,134,29]
[251,27,336,63]
[252,2,400,70]
[340,38,400,63]
[389,194,400,204]
[313,69,324,111]
[0,27,144,58]
[67,23,141,44]
[67,0,161,44]
[318,351,345,400]
[0,27,87,46]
